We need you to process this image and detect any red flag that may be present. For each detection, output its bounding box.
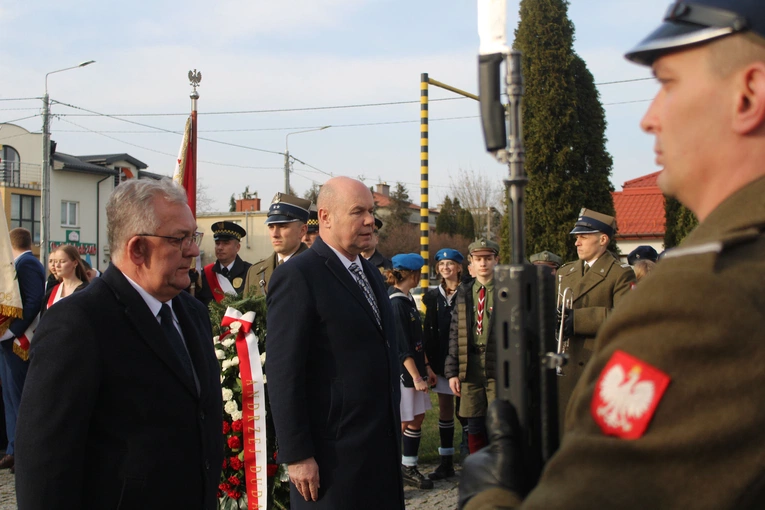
[173,113,197,217]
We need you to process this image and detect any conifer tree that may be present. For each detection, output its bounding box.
[664,197,698,248]
[510,0,615,261]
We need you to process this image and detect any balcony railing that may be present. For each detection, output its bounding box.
[0,161,42,190]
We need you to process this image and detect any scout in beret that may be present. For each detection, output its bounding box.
[244,193,312,298]
[196,221,252,306]
[362,216,392,272]
[385,253,437,490]
[424,246,467,480]
[627,245,659,265]
[302,204,319,248]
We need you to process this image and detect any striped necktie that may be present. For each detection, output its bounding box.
[476,286,486,336]
[349,262,381,328]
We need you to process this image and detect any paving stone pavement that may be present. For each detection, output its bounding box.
[0,468,16,510]
[0,462,459,510]
[404,462,460,510]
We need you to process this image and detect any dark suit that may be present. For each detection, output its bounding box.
[266,236,404,509]
[196,255,252,306]
[0,251,44,456]
[15,264,223,510]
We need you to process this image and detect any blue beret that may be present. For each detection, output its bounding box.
[435,248,464,264]
[391,253,425,271]
[628,245,659,265]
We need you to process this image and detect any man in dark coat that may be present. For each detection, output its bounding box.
[266,176,404,509]
[196,220,251,306]
[0,228,45,472]
[15,178,223,509]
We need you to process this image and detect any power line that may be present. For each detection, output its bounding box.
[51,100,285,156]
[54,97,467,118]
[595,77,654,86]
[0,97,41,102]
[0,114,41,124]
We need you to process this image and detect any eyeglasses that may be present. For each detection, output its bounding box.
[136,232,204,251]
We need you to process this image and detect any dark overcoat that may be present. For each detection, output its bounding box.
[266,236,404,509]
[15,265,223,510]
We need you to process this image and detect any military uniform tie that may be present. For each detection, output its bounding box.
[158,304,198,393]
[349,262,381,328]
[583,263,590,276]
[476,286,486,336]
[220,266,230,277]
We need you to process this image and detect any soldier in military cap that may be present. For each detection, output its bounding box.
[196,221,252,306]
[244,193,311,298]
[302,204,319,248]
[362,217,393,272]
[529,250,563,276]
[627,245,659,265]
[556,208,635,418]
[460,2,765,508]
[444,238,500,456]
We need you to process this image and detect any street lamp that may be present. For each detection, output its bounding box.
[284,125,330,193]
[41,60,95,263]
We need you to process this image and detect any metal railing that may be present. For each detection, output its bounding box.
[0,161,42,189]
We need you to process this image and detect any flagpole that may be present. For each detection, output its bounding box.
[188,69,201,218]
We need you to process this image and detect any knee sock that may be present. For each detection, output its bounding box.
[402,427,421,467]
[467,417,487,453]
[438,419,455,456]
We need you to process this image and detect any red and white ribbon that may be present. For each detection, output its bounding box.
[221,307,267,510]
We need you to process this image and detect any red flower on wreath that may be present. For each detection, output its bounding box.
[228,475,241,486]
[232,419,243,432]
[227,436,242,450]
[219,482,231,492]
[222,458,227,470]
[222,421,231,434]
[229,457,243,471]
[267,464,278,477]
[227,490,242,500]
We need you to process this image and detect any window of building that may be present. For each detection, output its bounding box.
[61,200,79,227]
[1,146,21,186]
[10,194,40,244]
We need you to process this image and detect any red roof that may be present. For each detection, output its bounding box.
[373,191,431,212]
[612,171,665,239]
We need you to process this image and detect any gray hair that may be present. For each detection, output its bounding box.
[106,178,188,259]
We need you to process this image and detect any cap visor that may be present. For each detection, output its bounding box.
[264,215,299,225]
[569,226,600,235]
[626,22,735,65]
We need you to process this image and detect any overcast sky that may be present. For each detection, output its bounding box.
[0,0,667,212]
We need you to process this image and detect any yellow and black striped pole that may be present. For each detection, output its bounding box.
[420,73,430,293]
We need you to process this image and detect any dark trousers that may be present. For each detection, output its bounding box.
[0,341,29,455]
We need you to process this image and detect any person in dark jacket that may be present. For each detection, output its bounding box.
[362,217,392,272]
[386,253,436,490]
[445,239,499,455]
[422,248,464,479]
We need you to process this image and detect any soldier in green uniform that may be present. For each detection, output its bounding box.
[556,208,635,419]
[243,193,311,298]
[460,2,765,509]
[445,239,499,455]
[529,250,563,276]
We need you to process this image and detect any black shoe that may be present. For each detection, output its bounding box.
[0,454,13,470]
[402,465,434,490]
[428,455,455,480]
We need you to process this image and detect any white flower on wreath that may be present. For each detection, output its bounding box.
[260,352,266,367]
[224,400,239,416]
[262,373,267,385]
[229,321,242,333]
[231,356,240,366]
[230,410,242,421]
[222,359,232,370]
[215,349,225,360]
[213,335,220,344]
[222,337,235,348]
[222,388,233,401]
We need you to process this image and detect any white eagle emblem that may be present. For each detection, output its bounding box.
[596,364,655,432]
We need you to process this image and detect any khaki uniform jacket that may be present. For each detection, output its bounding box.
[243,243,309,298]
[557,253,635,417]
[466,176,765,510]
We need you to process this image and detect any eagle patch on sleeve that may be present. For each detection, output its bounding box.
[591,350,670,440]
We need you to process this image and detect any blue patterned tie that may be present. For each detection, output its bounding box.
[349,262,381,328]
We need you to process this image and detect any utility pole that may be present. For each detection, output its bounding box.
[40,60,95,264]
